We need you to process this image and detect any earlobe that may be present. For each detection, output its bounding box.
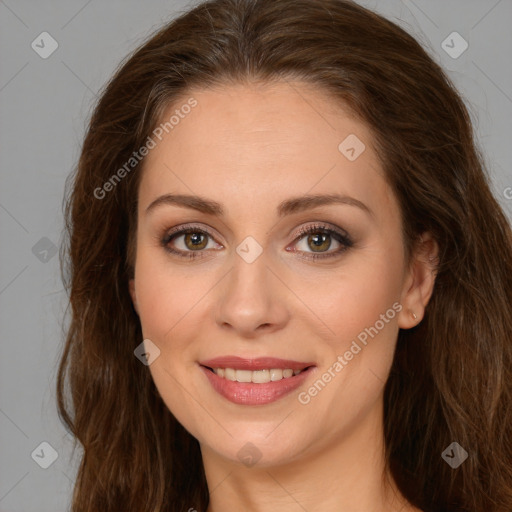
[129,279,139,315]
[397,232,439,329]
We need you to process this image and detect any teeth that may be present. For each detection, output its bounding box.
[253,369,270,383]
[224,368,236,381]
[236,369,252,383]
[270,368,283,381]
[212,367,304,383]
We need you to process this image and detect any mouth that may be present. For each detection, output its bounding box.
[201,366,312,383]
[198,356,316,405]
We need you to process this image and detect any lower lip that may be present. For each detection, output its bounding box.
[200,365,314,405]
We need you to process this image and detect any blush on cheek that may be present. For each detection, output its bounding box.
[318,279,400,345]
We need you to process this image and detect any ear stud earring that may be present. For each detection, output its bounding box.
[411,312,418,320]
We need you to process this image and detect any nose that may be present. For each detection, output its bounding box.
[214,251,290,338]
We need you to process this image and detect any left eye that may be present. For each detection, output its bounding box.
[288,224,353,259]
[295,230,339,252]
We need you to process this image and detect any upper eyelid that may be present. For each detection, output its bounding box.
[163,222,350,245]
[161,223,352,262]
[164,223,222,243]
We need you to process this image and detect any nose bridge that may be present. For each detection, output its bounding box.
[215,240,289,334]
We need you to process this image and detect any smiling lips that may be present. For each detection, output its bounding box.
[199,356,316,405]
[212,367,301,383]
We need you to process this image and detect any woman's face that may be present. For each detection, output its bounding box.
[130,80,433,468]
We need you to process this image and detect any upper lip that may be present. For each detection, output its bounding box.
[199,356,315,371]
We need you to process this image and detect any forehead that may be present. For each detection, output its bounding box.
[138,80,394,221]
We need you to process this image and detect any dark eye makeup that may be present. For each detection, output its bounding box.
[159,222,353,261]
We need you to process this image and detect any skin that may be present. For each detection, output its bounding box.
[129,80,437,512]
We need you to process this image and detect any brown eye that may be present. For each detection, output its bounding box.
[182,231,208,250]
[306,232,333,252]
[290,223,353,261]
[161,225,220,260]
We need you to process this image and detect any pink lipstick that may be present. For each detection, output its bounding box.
[199,356,315,405]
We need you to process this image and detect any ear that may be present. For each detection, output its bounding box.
[397,232,439,329]
[129,278,139,315]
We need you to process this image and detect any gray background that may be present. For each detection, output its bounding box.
[1,0,511,510]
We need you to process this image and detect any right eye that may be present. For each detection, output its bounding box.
[161,224,222,259]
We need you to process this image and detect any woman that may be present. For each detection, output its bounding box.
[57,0,512,511]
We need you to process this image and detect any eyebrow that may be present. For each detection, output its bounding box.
[145,192,372,218]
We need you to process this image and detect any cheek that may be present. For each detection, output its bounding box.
[292,273,402,441]
[134,248,203,339]
[295,248,404,346]
[297,243,404,406]
[133,252,208,423]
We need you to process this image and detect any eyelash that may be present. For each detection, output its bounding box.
[160,223,353,261]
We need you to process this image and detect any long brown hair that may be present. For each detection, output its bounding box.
[57,0,512,510]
